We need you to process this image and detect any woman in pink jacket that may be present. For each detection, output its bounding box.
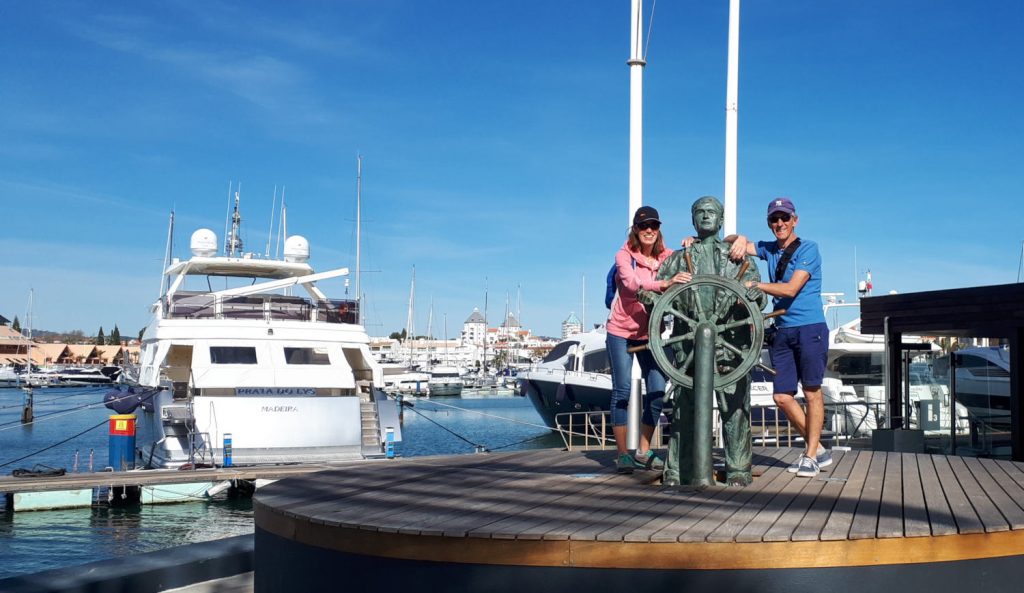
[607,206,690,473]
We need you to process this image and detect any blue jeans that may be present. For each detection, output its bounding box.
[606,333,666,427]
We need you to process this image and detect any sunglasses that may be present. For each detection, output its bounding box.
[636,221,661,231]
[767,213,793,224]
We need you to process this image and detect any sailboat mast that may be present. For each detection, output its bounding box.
[356,155,363,325]
[723,0,741,236]
[266,185,277,258]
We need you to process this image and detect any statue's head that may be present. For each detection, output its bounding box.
[691,196,724,238]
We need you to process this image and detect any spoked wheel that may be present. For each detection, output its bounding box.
[648,276,765,390]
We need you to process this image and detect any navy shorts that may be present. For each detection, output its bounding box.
[769,322,828,394]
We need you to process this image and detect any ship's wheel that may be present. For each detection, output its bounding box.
[647,275,770,390]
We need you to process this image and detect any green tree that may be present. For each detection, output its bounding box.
[11,316,20,333]
[388,329,408,340]
[109,325,121,345]
[96,326,105,346]
[138,328,145,341]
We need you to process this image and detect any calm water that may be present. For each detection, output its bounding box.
[0,386,558,579]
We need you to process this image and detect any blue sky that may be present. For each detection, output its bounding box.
[1,1,1021,339]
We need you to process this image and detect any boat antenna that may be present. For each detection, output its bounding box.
[1018,240,1024,282]
[226,190,243,257]
[159,209,175,298]
[356,154,363,325]
[723,0,741,236]
[276,187,287,259]
[581,273,586,332]
[223,181,233,255]
[266,185,277,258]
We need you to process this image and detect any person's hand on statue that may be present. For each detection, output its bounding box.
[743,280,763,302]
[680,236,696,248]
[660,272,691,291]
[729,235,749,262]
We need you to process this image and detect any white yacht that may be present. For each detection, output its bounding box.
[427,365,464,397]
[933,346,1011,432]
[128,222,401,469]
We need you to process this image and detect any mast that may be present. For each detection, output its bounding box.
[723,0,741,236]
[159,209,175,298]
[266,185,277,257]
[483,277,489,374]
[628,0,646,225]
[356,155,363,325]
[405,266,416,368]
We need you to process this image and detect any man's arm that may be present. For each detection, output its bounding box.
[723,234,757,261]
[748,269,810,299]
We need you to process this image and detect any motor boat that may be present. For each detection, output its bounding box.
[120,208,401,469]
[427,365,464,397]
[933,346,1011,432]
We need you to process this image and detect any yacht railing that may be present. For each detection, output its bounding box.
[555,400,892,452]
[164,292,358,324]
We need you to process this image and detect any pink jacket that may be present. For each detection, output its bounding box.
[606,241,673,341]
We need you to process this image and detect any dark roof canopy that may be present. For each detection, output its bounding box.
[861,283,1024,338]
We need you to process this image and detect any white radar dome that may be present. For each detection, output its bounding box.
[190,229,218,257]
[283,235,310,263]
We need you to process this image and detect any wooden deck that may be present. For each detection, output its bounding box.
[255,447,1024,573]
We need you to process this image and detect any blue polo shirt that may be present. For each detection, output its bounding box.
[756,239,826,328]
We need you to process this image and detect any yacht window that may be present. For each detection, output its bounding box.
[210,347,258,364]
[542,341,579,363]
[582,350,611,374]
[284,347,331,365]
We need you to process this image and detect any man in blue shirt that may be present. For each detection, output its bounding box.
[727,197,832,478]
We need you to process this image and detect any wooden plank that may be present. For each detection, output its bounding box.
[900,452,931,537]
[847,450,887,539]
[973,458,1024,529]
[672,451,794,543]
[620,487,713,542]
[932,455,984,534]
[765,449,851,542]
[395,453,609,536]
[704,451,804,543]
[736,456,824,543]
[917,454,958,536]
[307,469,507,528]
[876,451,906,538]
[475,474,630,540]
[819,450,873,541]
[791,449,858,541]
[981,458,1024,529]
[948,456,1009,533]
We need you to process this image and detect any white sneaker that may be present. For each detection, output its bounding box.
[795,455,820,478]
[788,449,831,473]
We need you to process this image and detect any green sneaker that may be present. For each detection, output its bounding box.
[616,453,635,474]
[634,450,664,471]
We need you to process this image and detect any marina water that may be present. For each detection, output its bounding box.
[0,386,558,579]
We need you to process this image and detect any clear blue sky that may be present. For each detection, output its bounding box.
[1,1,1021,339]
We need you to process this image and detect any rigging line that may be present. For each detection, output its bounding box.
[0,390,146,432]
[0,388,105,410]
[406,395,553,433]
[0,418,107,469]
[644,0,657,61]
[402,404,487,451]
[404,395,606,441]
[488,433,551,451]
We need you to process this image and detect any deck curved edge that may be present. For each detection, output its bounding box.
[255,501,1024,570]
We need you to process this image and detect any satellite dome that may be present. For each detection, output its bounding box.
[190,229,218,257]
[283,235,310,263]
